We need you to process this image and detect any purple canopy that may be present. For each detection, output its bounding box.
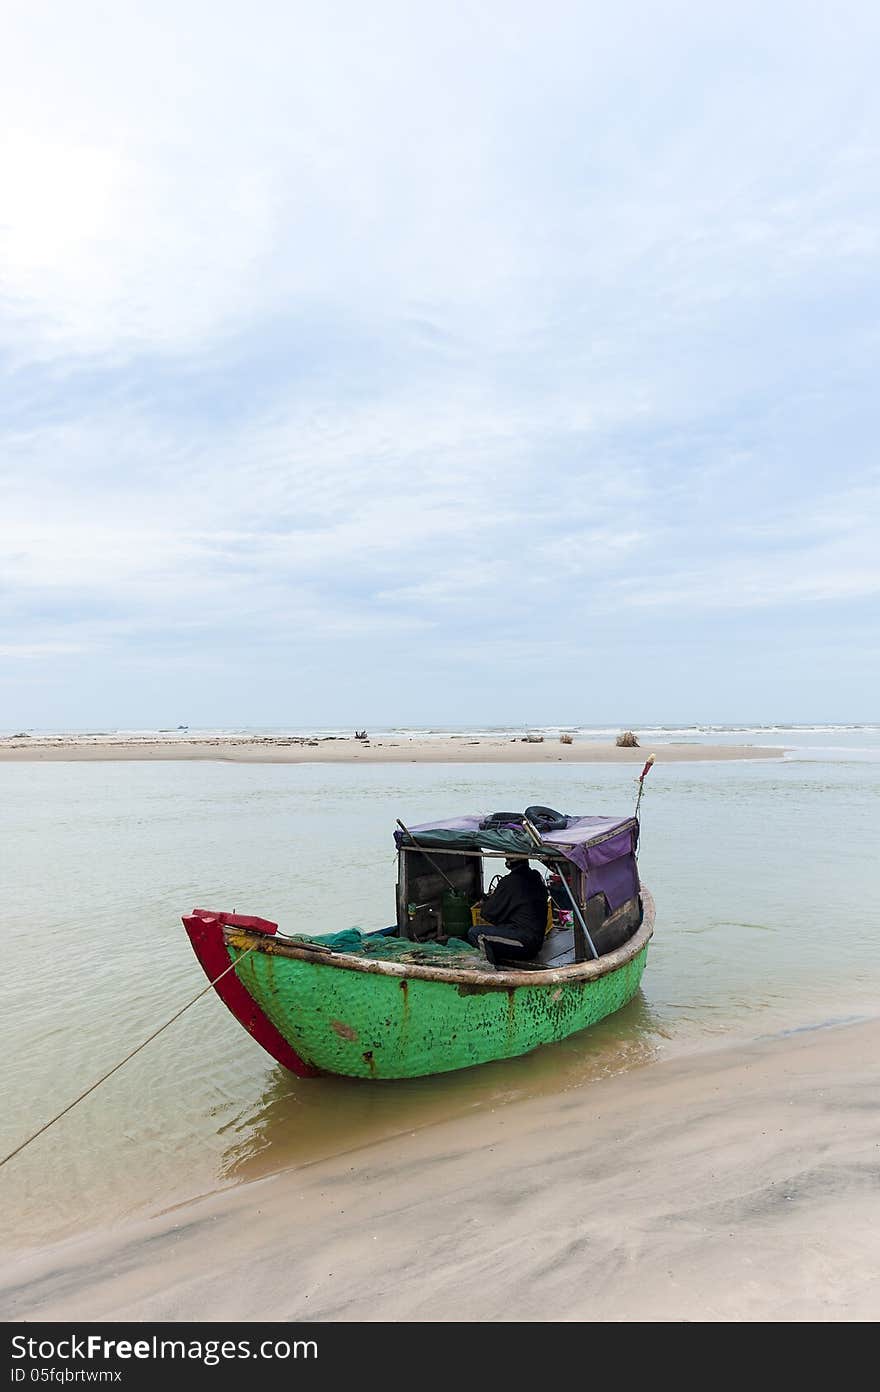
[401,812,640,911]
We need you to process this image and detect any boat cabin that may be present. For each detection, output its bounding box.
[394,810,643,966]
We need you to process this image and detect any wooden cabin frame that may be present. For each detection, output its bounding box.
[396,845,642,966]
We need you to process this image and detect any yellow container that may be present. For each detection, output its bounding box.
[470,900,553,936]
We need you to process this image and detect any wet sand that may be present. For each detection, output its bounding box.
[0,735,784,763]
[3,1016,878,1323]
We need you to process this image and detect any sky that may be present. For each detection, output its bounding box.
[2,0,879,728]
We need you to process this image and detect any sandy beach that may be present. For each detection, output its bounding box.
[3,1015,879,1323]
[0,734,785,763]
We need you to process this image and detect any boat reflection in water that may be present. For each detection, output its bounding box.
[219,988,667,1186]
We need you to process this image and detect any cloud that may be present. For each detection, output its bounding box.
[2,1,880,722]
[0,642,86,658]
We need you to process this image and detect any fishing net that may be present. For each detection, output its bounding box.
[287,928,482,969]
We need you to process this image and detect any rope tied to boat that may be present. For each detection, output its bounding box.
[0,945,258,1171]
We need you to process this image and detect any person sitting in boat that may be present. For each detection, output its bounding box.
[467,857,548,965]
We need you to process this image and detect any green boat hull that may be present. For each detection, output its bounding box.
[225,931,651,1079]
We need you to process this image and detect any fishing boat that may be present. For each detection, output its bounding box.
[183,800,654,1080]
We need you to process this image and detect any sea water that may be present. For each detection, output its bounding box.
[2,727,878,1250]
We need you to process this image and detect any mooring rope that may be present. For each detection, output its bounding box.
[0,945,257,1171]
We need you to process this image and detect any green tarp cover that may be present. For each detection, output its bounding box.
[399,826,538,855]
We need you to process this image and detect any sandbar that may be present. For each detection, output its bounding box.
[2,1015,878,1322]
[0,735,784,763]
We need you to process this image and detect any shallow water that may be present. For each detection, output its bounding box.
[2,729,878,1250]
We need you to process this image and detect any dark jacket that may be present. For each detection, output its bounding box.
[480,863,548,943]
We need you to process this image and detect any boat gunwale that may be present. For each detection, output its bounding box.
[223,887,654,991]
